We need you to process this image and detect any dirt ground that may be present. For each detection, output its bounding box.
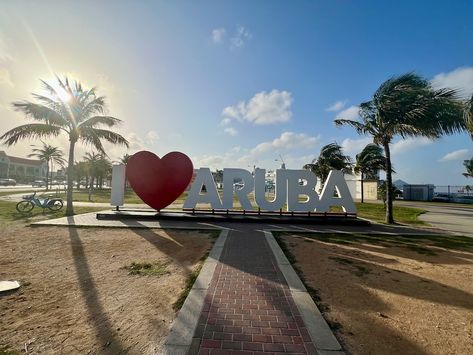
[0,224,215,354]
[279,233,473,355]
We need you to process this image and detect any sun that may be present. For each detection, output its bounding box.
[56,89,72,103]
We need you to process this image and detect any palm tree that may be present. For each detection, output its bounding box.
[120,153,131,165]
[335,73,464,223]
[464,93,473,138]
[463,158,473,178]
[28,142,66,190]
[304,143,353,190]
[0,76,129,215]
[83,152,100,190]
[465,185,472,196]
[73,161,89,189]
[96,155,112,188]
[354,143,387,203]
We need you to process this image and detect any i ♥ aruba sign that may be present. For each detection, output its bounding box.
[111,150,356,214]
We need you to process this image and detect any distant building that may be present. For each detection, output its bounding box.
[294,171,378,201]
[337,173,379,201]
[0,151,47,180]
[403,184,435,201]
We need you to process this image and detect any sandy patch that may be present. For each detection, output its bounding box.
[279,233,473,355]
[0,224,215,354]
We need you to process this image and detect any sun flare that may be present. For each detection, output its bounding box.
[56,89,72,103]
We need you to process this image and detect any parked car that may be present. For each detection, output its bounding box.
[0,178,17,186]
[432,193,450,202]
[32,180,46,187]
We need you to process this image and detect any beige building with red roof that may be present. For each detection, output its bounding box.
[0,151,47,180]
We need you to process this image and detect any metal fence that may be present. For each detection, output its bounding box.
[402,184,473,203]
[434,185,473,203]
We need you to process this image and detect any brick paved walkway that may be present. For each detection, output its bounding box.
[192,227,317,354]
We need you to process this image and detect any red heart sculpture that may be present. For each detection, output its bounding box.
[126,151,194,211]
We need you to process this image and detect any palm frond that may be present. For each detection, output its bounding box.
[85,128,129,147]
[78,115,122,129]
[79,127,129,155]
[12,101,69,127]
[0,124,61,146]
[334,119,367,134]
[80,95,105,118]
[78,129,106,155]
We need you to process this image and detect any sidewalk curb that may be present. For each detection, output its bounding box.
[264,231,345,354]
[161,229,228,354]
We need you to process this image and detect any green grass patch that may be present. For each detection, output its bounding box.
[0,199,105,226]
[173,252,208,311]
[123,260,170,276]
[329,256,371,277]
[34,188,147,204]
[355,202,426,224]
[0,346,19,355]
[172,231,220,311]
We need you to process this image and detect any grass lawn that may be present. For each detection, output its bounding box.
[355,202,426,224]
[34,188,147,204]
[0,199,105,226]
[2,189,428,225]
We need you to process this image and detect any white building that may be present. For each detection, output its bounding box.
[0,151,47,180]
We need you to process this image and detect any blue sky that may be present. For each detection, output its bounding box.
[0,0,472,185]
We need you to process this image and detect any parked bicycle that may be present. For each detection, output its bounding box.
[16,191,64,213]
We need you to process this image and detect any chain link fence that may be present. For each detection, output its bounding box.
[403,184,473,203]
[433,185,473,203]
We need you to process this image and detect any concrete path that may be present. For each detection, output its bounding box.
[395,201,473,237]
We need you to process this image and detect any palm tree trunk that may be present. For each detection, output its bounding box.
[66,141,75,216]
[361,172,364,203]
[45,159,50,191]
[383,141,394,224]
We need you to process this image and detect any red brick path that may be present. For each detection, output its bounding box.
[193,228,317,354]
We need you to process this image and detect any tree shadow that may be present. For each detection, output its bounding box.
[277,232,473,353]
[285,233,473,310]
[67,226,125,354]
[122,221,217,271]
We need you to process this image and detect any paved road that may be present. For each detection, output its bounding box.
[0,185,46,192]
[395,200,473,237]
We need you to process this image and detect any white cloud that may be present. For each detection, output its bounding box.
[0,68,13,87]
[335,105,359,121]
[224,127,238,136]
[195,154,225,168]
[391,137,433,155]
[439,149,470,162]
[326,100,347,112]
[145,130,159,145]
[250,132,320,155]
[222,90,293,125]
[220,117,232,126]
[212,28,226,44]
[230,25,252,49]
[126,132,153,153]
[340,137,372,156]
[431,67,473,98]
[193,133,321,170]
